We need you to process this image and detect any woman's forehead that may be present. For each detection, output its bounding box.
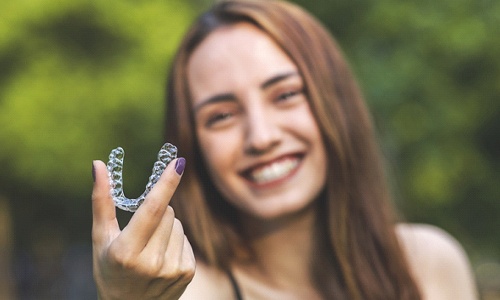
[186,23,298,104]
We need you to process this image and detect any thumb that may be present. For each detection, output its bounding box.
[92,160,119,242]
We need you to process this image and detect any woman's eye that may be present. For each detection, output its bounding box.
[205,112,233,127]
[276,89,303,102]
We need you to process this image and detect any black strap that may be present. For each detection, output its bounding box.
[227,271,244,300]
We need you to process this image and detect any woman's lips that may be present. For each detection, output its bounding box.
[241,154,303,186]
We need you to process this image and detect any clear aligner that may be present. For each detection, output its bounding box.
[106,143,178,212]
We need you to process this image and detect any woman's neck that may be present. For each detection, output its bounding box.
[233,203,318,291]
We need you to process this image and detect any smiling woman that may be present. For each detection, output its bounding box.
[186,23,327,221]
[91,0,478,299]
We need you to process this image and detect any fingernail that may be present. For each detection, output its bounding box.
[175,158,186,175]
[92,161,96,182]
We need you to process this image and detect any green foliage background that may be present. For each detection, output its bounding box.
[0,0,195,246]
[0,0,499,295]
[295,0,500,256]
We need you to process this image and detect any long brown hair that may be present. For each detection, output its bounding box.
[165,0,421,299]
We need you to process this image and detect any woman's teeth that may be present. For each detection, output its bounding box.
[249,158,299,184]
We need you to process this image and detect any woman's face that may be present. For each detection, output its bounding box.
[187,23,327,220]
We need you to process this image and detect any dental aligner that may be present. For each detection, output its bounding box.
[107,143,177,212]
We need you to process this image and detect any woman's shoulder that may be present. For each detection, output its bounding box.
[396,223,478,300]
[180,259,235,300]
[396,223,468,259]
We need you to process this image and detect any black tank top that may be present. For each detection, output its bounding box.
[227,271,243,300]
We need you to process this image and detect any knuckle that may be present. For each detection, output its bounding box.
[143,197,165,219]
[180,260,196,283]
[160,265,179,281]
[145,255,165,275]
[91,227,101,245]
[161,265,193,284]
[178,269,195,286]
[162,244,195,284]
[107,243,136,269]
[136,257,165,278]
[105,243,172,279]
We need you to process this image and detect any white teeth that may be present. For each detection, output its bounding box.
[250,158,299,184]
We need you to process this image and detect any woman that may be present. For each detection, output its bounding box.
[91,0,478,299]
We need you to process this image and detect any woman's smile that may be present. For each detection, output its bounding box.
[240,153,303,187]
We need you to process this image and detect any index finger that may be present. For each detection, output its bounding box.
[119,157,185,249]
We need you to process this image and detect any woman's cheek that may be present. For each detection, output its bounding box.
[200,131,238,175]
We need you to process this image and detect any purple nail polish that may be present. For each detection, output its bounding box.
[175,158,186,175]
[92,161,96,182]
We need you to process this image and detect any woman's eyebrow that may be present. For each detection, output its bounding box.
[193,93,236,114]
[260,71,300,90]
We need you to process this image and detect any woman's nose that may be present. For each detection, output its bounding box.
[243,107,281,155]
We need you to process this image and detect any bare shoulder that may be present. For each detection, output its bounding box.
[396,223,478,300]
[179,259,235,300]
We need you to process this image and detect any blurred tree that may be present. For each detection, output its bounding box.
[0,0,194,195]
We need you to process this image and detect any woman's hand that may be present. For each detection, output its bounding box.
[91,158,195,300]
